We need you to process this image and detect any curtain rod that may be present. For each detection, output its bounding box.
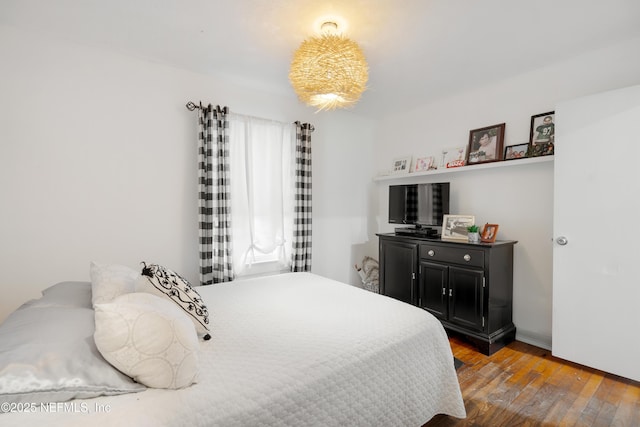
[185,101,313,131]
[185,101,202,111]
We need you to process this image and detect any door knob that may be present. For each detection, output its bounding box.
[556,236,568,246]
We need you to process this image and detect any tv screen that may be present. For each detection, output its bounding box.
[389,183,450,227]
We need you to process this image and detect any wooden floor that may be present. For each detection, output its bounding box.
[426,335,640,427]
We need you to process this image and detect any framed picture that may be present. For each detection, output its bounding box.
[481,223,499,243]
[414,156,434,172]
[466,123,506,165]
[529,111,554,157]
[440,146,468,169]
[504,143,529,160]
[392,156,412,174]
[442,215,475,242]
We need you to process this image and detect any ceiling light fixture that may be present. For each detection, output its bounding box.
[289,21,368,111]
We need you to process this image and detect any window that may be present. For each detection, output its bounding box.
[228,115,295,277]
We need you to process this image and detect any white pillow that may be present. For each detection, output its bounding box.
[90,261,139,306]
[94,293,199,389]
[136,262,211,340]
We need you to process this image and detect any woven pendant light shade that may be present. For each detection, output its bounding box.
[289,33,368,111]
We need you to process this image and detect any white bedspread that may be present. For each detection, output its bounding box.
[2,272,465,426]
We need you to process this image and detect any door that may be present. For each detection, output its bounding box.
[380,239,417,304]
[418,261,448,319]
[553,84,640,382]
[448,266,484,331]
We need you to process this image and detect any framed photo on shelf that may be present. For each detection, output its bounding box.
[529,111,554,157]
[504,143,529,160]
[391,156,412,174]
[414,156,434,172]
[442,215,475,242]
[481,223,499,243]
[466,123,506,165]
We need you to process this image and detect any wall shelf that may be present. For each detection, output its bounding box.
[373,156,553,182]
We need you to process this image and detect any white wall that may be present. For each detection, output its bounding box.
[312,112,376,287]
[373,35,640,349]
[0,24,374,322]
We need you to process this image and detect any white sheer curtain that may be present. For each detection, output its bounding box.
[228,114,295,276]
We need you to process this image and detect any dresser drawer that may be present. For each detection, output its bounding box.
[420,244,485,268]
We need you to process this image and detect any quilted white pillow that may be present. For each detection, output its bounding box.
[90,261,139,306]
[136,262,211,340]
[94,292,199,389]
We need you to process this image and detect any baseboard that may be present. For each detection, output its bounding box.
[515,329,552,350]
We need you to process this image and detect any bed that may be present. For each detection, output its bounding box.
[0,270,465,426]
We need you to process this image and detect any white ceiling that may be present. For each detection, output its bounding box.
[2,0,640,117]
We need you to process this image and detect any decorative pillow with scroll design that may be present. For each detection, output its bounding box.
[135,262,211,340]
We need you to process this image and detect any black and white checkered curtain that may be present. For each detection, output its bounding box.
[291,122,314,272]
[198,105,234,285]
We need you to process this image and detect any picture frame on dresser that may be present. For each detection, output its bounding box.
[466,123,505,165]
[442,215,475,242]
[481,223,499,243]
[529,111,555,157]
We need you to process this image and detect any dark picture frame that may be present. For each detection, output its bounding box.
[529,111,554,157]
[481,223,499,243]
[504,143,529,160]
[466,123,506,165]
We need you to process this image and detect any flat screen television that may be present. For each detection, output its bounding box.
[388,183,450,228]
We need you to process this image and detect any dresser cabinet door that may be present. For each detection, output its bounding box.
[448,266,484,332]
[418,261,448,320]
[380,240,417,304]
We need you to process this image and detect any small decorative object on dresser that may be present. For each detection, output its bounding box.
[391,156,412,174]
[467,225,480,243]
[466,123,506,165]
[442,214,475,242]
[529,111,555,157]
[481,223,499,243]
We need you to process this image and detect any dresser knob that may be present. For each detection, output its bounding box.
[428,250,435,257]
[463,254,471,262]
